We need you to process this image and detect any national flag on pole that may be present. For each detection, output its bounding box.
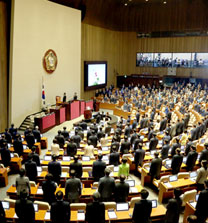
[42,79,46,108]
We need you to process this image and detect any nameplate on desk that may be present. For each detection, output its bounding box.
[77,210,85,221]
[130,187,138,193]
[44,211,51,220]
[61,172,67,177]
[164,182,173,188]
[108,209,117,219]
[37,188,43,195]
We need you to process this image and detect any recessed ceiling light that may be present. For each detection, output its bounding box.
[163,1,167,4]
[129,0,132,2]
[124,3,128,6]
[145,0,149,2]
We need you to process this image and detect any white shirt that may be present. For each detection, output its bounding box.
[51,143,60,156]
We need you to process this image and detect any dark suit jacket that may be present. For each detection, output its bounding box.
[120,141,131,154]
[124,127,131,137]
[160,144,170,159]
[149,138,158,151]
[51,200,70,223]
[170,143,181,157]
[186,150,198,171]
[55,134,65,148]
[199,149,208,163]
[149,157,162,179]
[0,147,11,167]
[71,135,81,147]
[61,130,69,140]
[4,132,12,143]
[114,182,129,202]
[25,160,37,181]
[25,133,35,148]
[70,162,83,178]
[0,201,5,223]
[85,202,105,223]
[28,152,40,166]
[130,133,138,145]
[98,176,115,200]
[110,142,120,152]
[191,128,198,141]
[185,141,193,156]
[164,198,182,223]
[66,142,77,157]
[15,199,35,223]
[65,177,81,200]
[32,129,41,142]
[48,161,62,180]
[132,199,152,223]
[171,154,183,175]
[97,131,105,140]
[134,149,145,167]
[13,139,24,156]
[42,180,57,204]
[109,152,120,166]
[89,135,98,148]
[195,188,208,222]
[92,160,106,181]
[160,119,167,131]
[140,118,146,129]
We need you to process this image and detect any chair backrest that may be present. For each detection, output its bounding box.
[70,203,86,211]
[13,153,19,158]
[142,163,150,169]
[62,167,69,172]
[181,189,197,206]
[92,182,98,188]
[83,167,92,172]
[115,179,120,184]
[34,200,50,210]
[29,181,37,187]
[42,166,48,172]
[158,175,170,187]
[100,138,108,146]
[103,202,116,210]
[122,154,132,159]
[177,172,190,179]
[106,165,114,172]
[129,197,141,208]
[4,198,16,208]
[0,164,5,168]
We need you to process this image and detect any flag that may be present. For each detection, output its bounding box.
[42,80,46,108]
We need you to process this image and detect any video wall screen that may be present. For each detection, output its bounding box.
[136,52,208,68]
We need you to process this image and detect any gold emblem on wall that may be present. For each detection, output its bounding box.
[43,49,57,74]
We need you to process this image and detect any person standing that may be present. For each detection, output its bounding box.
[114,175,129,202]
[118,157,129,178]
[149,152,162,181]
[196,160,208,191]
[16,168,31,196]
[48,155,62,184]
[0,201,5,223]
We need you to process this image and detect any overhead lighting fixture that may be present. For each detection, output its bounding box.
[163,1,167,4]
[145,0,149,2]
[124,2,128,6]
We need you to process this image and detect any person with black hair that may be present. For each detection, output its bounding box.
[149,133,158,151]
[71,129,82,147]
[28,146,40,166]
[186,145,198,171]
[114,175,129,202]
[109,145,120,166]
[51,190,70,223]
[161,139,170,160]
[16,168,30,196]
[61,126,69,140]
[25,129,35,149]
[70,155,83,178]
[32,126,41,142]
[149,152,162,181]
[15,189,35,223]
[42,173,57,204]
[132,189,152,223]
[187,215,197,223]
[134,143,145,169]
[118,157,129,178]
[66,138,77,157]
[171,148,183,175]
[25,155,37,182]
[92,154,106,181]
[48,154,62,184]
[85,192,105,223]
[55,130,65,148]
[120,135,131,155]
[196,160,208,191]
[13,134,24,156]
[0,201,5,223]
[199,143,208,163]
[0,142,11,167]
[4,128,12,143]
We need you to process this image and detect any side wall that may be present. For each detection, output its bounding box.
[10,0,81,126]
[82,23,208,99]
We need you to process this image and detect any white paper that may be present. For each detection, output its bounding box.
[13,213,18,218]
[44,212,51,220]
[164,182,173,188]
[108,210,117,219]
[61,172,67,177]
[37,188,43,195]
[37,172,42,177]
[109,172,114,177]
[77,212,85,221]
[189,202,197,209]
[130,187,138,193]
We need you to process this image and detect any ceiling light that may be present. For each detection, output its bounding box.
[124,3,128,6]
[163,1,167,4]
[145,0,149,2]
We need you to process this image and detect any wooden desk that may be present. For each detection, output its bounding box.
[0,167,8,186]
[158,178,196,203]
[10,157,22,172]
[100,102,117,110]
[41,160,95,167]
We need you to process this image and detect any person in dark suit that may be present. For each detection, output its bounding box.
[132,189,152,223]
[79,120,88,130]
[4,128,12,143]
[71,129,82,147]
[61,126,69,140]
[184,138,193,156]
[13,134,24,157]
[191,125,198,141]
[195,180,208,223]
[51,190,70,223]
[120,135,131,155]
[147,126,154,141]
[170,137,181,157]
[25,155,37,181]
[149,133,158,151]
[104,123,111,136]
[187,215,197,223]
[65,169,81,203]
[66,138,77,157]
[130,129,138,146]
[92,154,106,181]
[160,139,170,160]
[110,136,120,152]
[55,130,65,148]
[124,123,132,137]
[97,127,105,141]
[114,175,129,202]
[42,173,57,205]
[70,155,83,178]
[149,152,162,181]
[140,115,146,129]
[0,143,11,167]
[32,126,41,142]
[15,189,35,223]
[160,118,167,131]
[109,145,120,166]
[199,143,208,163]
[85,192,105,223]
[25,129,35,149]
[28,146,40,166]
[134,143,145,169]
[186,146,198,171]
[62,92,67,102]
[171,148,183,175]
[9,123,16,138]
[89,131,98,148]
[48,155,62,184]
[0,201,5,223]
[98,168,115,201]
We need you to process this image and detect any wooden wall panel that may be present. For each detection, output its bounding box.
[0,1,8,131]
[82,24,208,99]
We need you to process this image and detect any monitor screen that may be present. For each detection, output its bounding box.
[23,145,27,150]
[190,171,197,178]
[169,175,178,182]
[152,200,157,208]
[84,61,107,91]
[102,155,109,161]
[7,143,11,148]
[44,156,52,161]
[116,203,129,211]
[114,166,119,172]
[34,203,38,212]
[37,166,42,172]
[166,160,171,166]
[196,194,199,202]
[125,180,135,187]
[10,153,14,158]
[82,156,90,161]
[2,201,10,210]
[63,156,71,161]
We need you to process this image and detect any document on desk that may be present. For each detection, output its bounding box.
[77,210,85,221]
[108,209,117,219]
[37,188,43,195]
[37,172,42,177]
[130,187,138,193]
[164,182,173,188]
[61,172,67,177]
[44,211,51,220]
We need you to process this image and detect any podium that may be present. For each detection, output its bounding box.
[58,102,70,120]
[50,107,66,125]
[84,107,92,120]
[70,100,80,120]
[35,113,56,133]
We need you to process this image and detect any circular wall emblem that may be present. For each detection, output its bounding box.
[43,49,58,74]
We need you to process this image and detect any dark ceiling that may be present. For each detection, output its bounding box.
[49,0,208,32]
